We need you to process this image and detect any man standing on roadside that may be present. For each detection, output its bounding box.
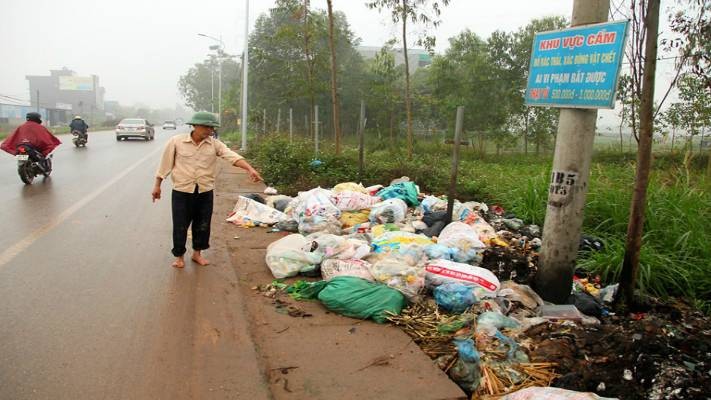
[152,111,263,268]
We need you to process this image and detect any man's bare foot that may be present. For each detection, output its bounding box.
[191,251,210,266]
[172,257,185,268]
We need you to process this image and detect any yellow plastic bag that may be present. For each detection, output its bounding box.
[333,182,368,194]
[340,209,371,228]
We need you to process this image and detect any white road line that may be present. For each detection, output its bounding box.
[0,145,164,268]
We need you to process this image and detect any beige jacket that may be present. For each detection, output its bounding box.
[156,133,244,193]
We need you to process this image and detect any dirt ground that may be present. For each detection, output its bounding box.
[525,300,711,399]
[213,164,465,400]
[474,219,711,399]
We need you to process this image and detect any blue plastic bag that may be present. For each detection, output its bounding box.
[434,282,479,313]
[376,182,420,206]
[424,244,457,261]
[450,338,481,391]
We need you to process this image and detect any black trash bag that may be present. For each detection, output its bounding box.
[299,264,322,278]
[579,235,604,252]
[423,211,447,227]
[275,219,299,232]
[421,221,446,237]
[273,198,291,212]
[243,193,265,204]
[567,291,604,318]
[520,224,542,238]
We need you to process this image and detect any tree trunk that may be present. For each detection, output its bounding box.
[478,131,484,155]
[671,125,676,152]
[402,0,414,160]
[326,0,341,154]
[303,0,315,139]
[618,0,660,309]
[536,133,541,155]
[389,102,395,149]
[699,126,706,153]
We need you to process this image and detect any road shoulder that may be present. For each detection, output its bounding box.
[213,161,465,400]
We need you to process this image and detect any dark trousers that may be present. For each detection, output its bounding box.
[171,187,213,257]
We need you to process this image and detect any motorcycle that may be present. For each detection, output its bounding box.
[15,143,52,184]
[72,130,87,147]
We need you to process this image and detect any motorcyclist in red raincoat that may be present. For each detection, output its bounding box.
[1,112,61,170]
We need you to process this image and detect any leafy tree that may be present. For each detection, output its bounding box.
[326,0,342,153]
[429,30,511,153]
[618,0,662,309]
[366,0,450,159]
[178,56,240,112]
[667,0,710,94]
[677,73,711,151]
[660,102,684,151]
[365,43,403,146]
[247,0,363,138]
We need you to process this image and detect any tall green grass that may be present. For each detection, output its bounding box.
[245,136,711,311]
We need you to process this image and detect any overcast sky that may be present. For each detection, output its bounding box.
[0,0,681,126]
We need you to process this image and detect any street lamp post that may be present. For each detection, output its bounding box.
[241,0,249,151]
[198,33,225,122]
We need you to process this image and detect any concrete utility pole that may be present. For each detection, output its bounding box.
[218,36,222,123]
[36,90,40,113]
[276,108,281,133]
[535,0,610,304]
[241,0,249,151]
[210,66,215,113]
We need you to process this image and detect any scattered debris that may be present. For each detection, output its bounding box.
[240,180,711,399]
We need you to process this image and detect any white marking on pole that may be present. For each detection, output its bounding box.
[0,146,164,267]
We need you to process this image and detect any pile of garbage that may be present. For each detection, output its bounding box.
[228,178,709,399]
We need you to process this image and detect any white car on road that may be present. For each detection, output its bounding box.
[116,118,155,141]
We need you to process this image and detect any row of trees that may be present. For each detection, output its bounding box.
[177,0,709,158]
[178,0,565,157]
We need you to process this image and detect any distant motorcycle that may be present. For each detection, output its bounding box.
[72,130,87,147]
[15,143,52,184]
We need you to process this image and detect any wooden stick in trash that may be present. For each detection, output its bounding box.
[445,106,464,224]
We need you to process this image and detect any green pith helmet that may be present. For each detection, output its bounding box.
[186,111,220,127]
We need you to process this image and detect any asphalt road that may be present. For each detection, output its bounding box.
[0,127,224,399]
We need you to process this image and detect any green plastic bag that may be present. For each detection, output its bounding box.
[377,182,420,206]
[317,276,406,323]
[286,280,328,301]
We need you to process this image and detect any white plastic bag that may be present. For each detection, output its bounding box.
[369,257,425,302]
[369,198,408,224]
[420,196,448,214]
[332,191,381,211]
[500,387,618,400]
[321,259,374,281]
[463,214,498,243]
[265,234,324,278]
[297,188,340,219]
[425,259,500,298]
[226,196,287,226]
[371,231,433,254]
[305,233,371,260]
[294,188,342,234]
[437,222,487,263]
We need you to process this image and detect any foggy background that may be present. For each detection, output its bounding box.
[0,0,681,127]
